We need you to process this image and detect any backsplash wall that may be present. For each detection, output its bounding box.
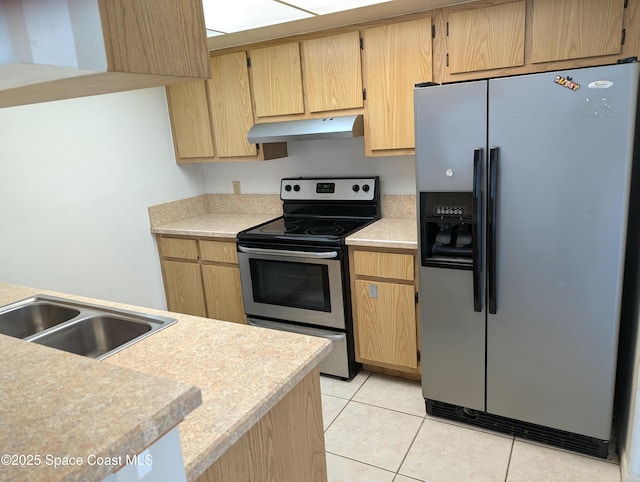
[202,137,417,195]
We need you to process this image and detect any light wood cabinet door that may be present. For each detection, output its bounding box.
[362,18,432,153]
[250,43,304,117]
[355,279,417,370]
[530,0,624,63]
[353,251,414,281]
[159,237,199,260]
[163,260,207,317]
[208,53,257,157]
[448,1,525,74]
[302,31,363,113]
[200,240,238,264]
[165,80,215,159]
[202,265,246,324]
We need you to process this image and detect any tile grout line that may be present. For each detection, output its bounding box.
[346,398,428,419]
[323,397,351,433]
[504,436,515,482]
[349,371,372,400]
[321,371,372,433]
[393,415,428,481]
[324,449,397,477]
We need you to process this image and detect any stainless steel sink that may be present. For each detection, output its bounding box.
[0,295,176,359]
[0,300,80,338]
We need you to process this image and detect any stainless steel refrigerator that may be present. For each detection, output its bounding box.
[415,62,640,458]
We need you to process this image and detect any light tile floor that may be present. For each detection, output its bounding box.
[320,371,621,482]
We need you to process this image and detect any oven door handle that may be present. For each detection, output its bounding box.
[238,246,338,259]
[247,318,346,341]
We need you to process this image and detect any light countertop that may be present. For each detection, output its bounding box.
[0,285,201,482]
[152,212,418,250]
[0,284,331,481]
[151,212,277,238]
[346,217,418,250]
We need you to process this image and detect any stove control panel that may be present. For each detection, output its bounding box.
[281,177,378,201]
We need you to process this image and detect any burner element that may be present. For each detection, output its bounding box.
[305,225,345,236]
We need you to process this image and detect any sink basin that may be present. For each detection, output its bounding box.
[0,299,80,338]
[31,315,153,359]
[0,295,176,359]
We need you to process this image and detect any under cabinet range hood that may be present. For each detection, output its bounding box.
[247,115,364,143]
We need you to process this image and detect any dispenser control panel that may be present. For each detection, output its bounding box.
[433,206,466,216]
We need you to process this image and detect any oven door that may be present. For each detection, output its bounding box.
[238,246,346,330]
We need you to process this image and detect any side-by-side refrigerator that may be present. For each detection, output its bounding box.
[415,62,640,458]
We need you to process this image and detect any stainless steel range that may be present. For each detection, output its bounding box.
[237,177,380,379]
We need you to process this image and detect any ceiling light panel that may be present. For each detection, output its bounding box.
[202,0,313,33]
[284,0,392,15]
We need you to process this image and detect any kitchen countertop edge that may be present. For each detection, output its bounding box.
[185,343,331,480]
[150,212,278,238]
[0,284,331,482]
[345,217,418,250]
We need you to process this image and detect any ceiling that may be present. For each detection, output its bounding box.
[202,0,391,36]
[203,0,469,51]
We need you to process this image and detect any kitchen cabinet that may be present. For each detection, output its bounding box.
[350,248,419,374]
[158,236,246,324]
[159,237,207,317]
[0,0,210,109]
[208,52,258,158]
[361,18,433,156]
[448,1,526,74]
[200,240,246,324]
[302,31,364,113]
[530,0,625,63]
[166,53,287,163]
[249,43,305,118]
[166,80,216,160]
[438,0,634,83]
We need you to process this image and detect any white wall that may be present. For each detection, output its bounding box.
[203,137,417,195]
[0,87,206,309]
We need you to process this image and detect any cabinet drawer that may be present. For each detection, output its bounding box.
[353,251,414,281]
[200,240,238,264]
[159,237,199,260]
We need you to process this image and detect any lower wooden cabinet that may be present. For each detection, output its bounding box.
[350,247,419,374]
[202,265,245,324]
[158,236,246,323]
[163,259,207,317]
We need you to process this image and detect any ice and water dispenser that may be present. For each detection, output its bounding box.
[420,191,476,269]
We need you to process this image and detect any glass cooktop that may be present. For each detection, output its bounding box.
[238,216,372,246]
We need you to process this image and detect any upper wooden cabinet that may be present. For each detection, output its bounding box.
[166,80,216,160]
[302,32,364,113]
[441,0,633,83]
[0,0,210,109]
[249,43,305,118]
[166,53,286,163]
[530,0,625,63]
[448,2,526,74]
[361,18,433,155]
[208,52,257,158]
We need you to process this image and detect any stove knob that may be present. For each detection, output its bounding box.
[362,184,370,192]
[293,184,301,192]
[352,184,360,192]
[284,184,292,192]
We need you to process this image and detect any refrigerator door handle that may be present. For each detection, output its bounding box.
[488,146,499,314]
[472,148,483,312]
